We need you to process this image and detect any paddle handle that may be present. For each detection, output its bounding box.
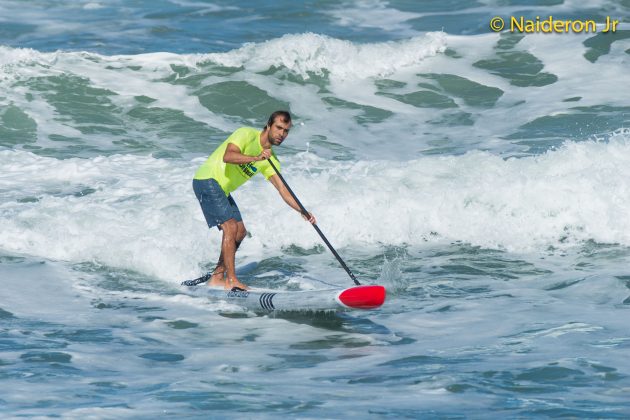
[267,159,361,286]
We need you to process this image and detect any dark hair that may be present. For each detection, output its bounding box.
[266,110,291,128]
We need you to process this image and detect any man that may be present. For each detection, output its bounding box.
[192,111,315,290]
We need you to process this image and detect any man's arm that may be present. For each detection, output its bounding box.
[223,143,270,164]
[268,174,316,224]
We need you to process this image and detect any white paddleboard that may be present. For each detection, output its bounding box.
[189,284,386,312]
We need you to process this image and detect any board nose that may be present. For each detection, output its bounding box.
[337,285,386,309]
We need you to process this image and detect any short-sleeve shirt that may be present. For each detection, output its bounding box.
[193,127,280,195]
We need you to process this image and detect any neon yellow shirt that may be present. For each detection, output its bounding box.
[193,127,280,195]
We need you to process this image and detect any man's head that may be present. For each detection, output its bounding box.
[265,110,292,146]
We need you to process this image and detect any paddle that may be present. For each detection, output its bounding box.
[267,158,361,286]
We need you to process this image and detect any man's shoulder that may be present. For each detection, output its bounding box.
[231,126,260,138]
[227,127,260,147]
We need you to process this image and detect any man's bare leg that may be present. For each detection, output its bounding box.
[218,219,248,290]
[208,254,226,287]
[208,237,243,287]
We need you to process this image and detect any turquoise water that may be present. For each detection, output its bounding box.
[2,0,630,417]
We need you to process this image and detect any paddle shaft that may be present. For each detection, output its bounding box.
[267,158,360,286]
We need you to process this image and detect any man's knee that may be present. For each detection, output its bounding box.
[220,219,238,237]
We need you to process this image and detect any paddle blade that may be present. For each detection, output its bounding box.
[337,285,386,309]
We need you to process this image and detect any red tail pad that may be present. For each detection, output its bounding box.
[338,285,386,309]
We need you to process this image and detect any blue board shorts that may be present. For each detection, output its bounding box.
[192,178,243,230]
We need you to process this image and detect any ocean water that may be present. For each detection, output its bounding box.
[2,0,630,417]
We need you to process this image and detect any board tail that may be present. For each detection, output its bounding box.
[336,285,386,309]
[181,272,212,287]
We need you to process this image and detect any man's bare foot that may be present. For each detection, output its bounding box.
[225,277,248,290]
[208,270,225,288]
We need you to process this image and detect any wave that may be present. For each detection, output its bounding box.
[1,31,447,80]
[200,32,447,79]
[1,131,629,279]
[2,29,628,162]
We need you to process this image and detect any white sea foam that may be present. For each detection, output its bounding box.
[166,0,239,13]
[82,2,104,10]
[1,132,629,281]
[0,45,49,67]
[201,32,447,80]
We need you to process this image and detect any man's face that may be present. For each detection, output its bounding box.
[268,118,291,146]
